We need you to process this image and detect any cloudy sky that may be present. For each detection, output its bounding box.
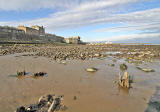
[0,0,160,42]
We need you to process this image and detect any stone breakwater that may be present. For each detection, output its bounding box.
[0,44,160,62]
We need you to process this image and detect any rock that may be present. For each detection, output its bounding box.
[108,64,115,67]
[48,98,61,112]
[60,105,68,111]
[16,94,67,112]
[112,59,117,62]
[86,67,98,72]
[73,96,77,100]
[17,70,26,77]
[128,59,133,64]
[95,53,100,57]
[1,44,160,62]
[136,67,155,72]
[118,71,131,88]
[120,63,128,71]
[16,106,26,112]
[26,104,39,112]
[113,81,117,84]
[60,60,67,64]
[33,72,47,77]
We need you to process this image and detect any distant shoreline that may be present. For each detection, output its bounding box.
[119,43,160,45]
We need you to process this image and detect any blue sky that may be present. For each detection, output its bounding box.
[0,0,160,42]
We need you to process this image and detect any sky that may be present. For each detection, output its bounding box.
[0,0,160,42]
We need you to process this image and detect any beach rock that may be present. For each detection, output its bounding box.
[118,71,131,88]
[60,60,67,64]
[94,53,101,57]
[16,106,26,112]
[73,96,77,100]
[59,105,68,111]
[17,70,26,77]
[108,64,115,67]
[86,67,98,72]
[15,94,67,112]
[112,59,117,62]
[120,63,128,71]
[33,72,47,77]
[136,67,155,72]
[0,44,160,61]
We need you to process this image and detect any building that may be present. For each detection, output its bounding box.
[0,26,24,34]
[65,36,81,44]
[18,25,45,36]
[0,25,67,42]
[18,26,39,36]
[31,25,45,36]
[0,26,25,40]
[105,41,113,44]
[45,33,64,42]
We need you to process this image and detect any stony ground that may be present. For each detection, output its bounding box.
[0,44,160,63]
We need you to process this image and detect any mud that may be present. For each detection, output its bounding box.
[0,45,160,112]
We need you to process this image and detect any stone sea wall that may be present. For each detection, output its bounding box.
[0,31,64,43]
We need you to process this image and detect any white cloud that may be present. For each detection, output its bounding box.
[0,0,160,42]
[91,33,160,42]
[0,0,142,11]
[111,33,160,41]
[0,0,80,11]
[1,1,159,31]
[95,22,160,33]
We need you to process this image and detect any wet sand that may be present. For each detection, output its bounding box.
[0,53,160,112]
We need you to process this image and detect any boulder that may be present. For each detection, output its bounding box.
[17,70,26,77]
[33,72,47,77]
[120,63,128,71]
[118,71,131,88]
[15,94,66,112]
[136,67,155,72]
[86,67,98,72]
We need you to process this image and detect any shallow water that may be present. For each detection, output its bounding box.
[0,53,160,112]
[105,51,122,55]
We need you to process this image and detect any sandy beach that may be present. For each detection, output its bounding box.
[0,51,160,112]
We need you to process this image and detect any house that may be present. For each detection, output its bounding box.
[0,26,24,34]
[65,36,81,44]
[45,33,64,42]
[18,25,45,36]
[105,41,113,44]
[0,26,25,40]
[31,25,45,36]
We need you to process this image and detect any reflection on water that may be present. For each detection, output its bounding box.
[118,85,130,95]
[8,72,48,79]
[105,51,122,55]
[16,75,26,79]
[8,72,31,77]
[8,74,18,78]
[31,74,48,79]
